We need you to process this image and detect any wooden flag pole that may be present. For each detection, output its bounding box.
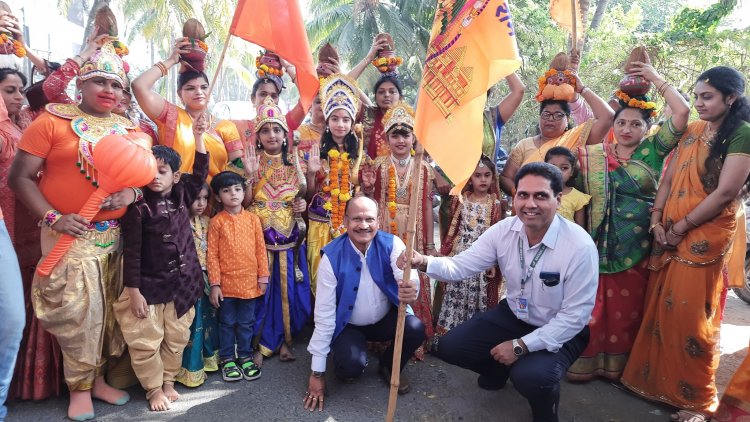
[570,0,578,53]
[385,142,425,422]
[207,30,232,99]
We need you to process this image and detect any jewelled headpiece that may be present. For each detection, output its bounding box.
[382,101,415,134]
[254,96,288,133]
[79,42,127,86]
[319,74,360,121]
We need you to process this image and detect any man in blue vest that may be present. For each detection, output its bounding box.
[303,195,423,411]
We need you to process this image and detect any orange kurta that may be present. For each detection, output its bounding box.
[206,209,270,299]
[621,121,750,414]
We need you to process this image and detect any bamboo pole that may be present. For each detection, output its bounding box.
[385,142,425,422]
[208,30,233,100]
[571,0,578,53]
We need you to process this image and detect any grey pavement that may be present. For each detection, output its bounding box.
[6,292,748,422]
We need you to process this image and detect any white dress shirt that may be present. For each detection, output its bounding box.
[307,235,419,372]
[426,215,598,353]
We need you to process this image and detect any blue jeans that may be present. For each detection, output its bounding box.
[0,220,25,421]
[218,297,257,361]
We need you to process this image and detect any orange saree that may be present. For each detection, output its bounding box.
[714,345,750,421]
[621,121,745,413]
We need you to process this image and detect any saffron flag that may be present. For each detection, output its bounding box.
[415,1,521,193]
[549,0,589,40]
[229,0,319,114]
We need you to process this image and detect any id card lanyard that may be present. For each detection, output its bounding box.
[518,237,547,298]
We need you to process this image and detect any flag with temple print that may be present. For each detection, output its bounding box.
[229,0,319,114]
[415,1,521,193]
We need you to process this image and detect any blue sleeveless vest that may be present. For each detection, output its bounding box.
[322,231,400,341]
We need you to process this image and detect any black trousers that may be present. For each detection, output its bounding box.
[331,306,425,380]
[435,299,589,422]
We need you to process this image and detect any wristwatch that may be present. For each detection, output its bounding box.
[512,339,526,357]
[311,371,325,378]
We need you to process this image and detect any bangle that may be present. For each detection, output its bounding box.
[131,187,144,204]
[578,86,588,95]
[669,225,687,237]
[74,54,85,63]
[425,243,436,250]
[648,222,662,233]
[685,214,699,228]
[43,209,63,228]
[154,61,168,77]
[649,206,663,213]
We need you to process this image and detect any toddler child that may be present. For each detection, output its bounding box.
[208,171,269,382]
[545,146,590,227]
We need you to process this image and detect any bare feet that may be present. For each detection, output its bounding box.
[68,390,95,421]
[148,388,171,411]
[254,351,264,368]
[162,383,180,402]
[92,376,130,406]
[279,344,296,362]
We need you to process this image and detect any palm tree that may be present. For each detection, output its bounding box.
[305,0,435,97]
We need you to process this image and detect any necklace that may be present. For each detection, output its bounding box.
[391,154,411,168]
[613,144,634,166]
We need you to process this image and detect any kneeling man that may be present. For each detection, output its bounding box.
[402,162,598,422]
[304,195,423,411]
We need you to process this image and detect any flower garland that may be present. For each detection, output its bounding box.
[112,39,129,56]
[615,89,658,117]
[1,34,26,58]
[387,165,398,235]
[256,57,283,78]
[536,68,576,100]
[372,56,403,73]
[322,150,352,237]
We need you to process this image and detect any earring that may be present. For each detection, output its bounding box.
[256,142,262,150]
[76,92,82,104]
[325,127,330,133]
[282,139,288,148]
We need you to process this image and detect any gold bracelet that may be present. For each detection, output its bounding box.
[648,222,662,233]
[669,225,687,237]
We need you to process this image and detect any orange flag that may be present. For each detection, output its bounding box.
[229,0,319,114]
[415,1,521,193]
[549,0,588,40]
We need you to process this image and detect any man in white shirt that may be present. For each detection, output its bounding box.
[303,196,422,411]
[401,162,598,422]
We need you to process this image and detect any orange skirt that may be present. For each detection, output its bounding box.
[621,258,724,413]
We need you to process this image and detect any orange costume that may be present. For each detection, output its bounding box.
[207,209,270,299]
[621,121,750,414]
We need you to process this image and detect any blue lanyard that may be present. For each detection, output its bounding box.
[518,237,547,295]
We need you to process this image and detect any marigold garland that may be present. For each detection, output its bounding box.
[255,57,284,78]
[325,150,352,237]
[536,68,576,101]
[372,56,403,73]
[615,89,658,117]
[112,40,129,57]
[1,34,26,58]
[387,165,398,235]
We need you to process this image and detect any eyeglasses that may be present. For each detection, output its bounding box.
[540,111,566,121]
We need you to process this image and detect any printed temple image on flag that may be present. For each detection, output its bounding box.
[229,0,319,114]
[415,0,521,194]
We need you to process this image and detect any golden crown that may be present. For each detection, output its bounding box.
[79,42,128,86]
[254,96,288,133]
[382,101,415,134]
[319,74,360,121]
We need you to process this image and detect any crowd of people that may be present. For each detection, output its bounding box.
[1,5,749,422]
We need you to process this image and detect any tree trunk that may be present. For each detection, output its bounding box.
[81,0,111,46]
[589,0,610,30]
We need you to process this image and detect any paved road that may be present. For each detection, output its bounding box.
[7,292,748,422]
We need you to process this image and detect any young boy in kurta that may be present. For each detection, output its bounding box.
[208,171,269,382]
[115,121,208,411]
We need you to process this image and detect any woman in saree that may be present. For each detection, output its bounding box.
[244,97,320,365]
[499,53,614,195]
[132,36,227,179]
[621,66,750,422]
[566,62,690,382]
[714,345,750,421]
[306,74,362,292]
[9,41,141,421]
[215,50,306,164]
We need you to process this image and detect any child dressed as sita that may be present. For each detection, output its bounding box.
[434,155,504,347]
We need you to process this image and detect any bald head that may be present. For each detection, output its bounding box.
[344,195,379,217]
[344,195,380,252]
